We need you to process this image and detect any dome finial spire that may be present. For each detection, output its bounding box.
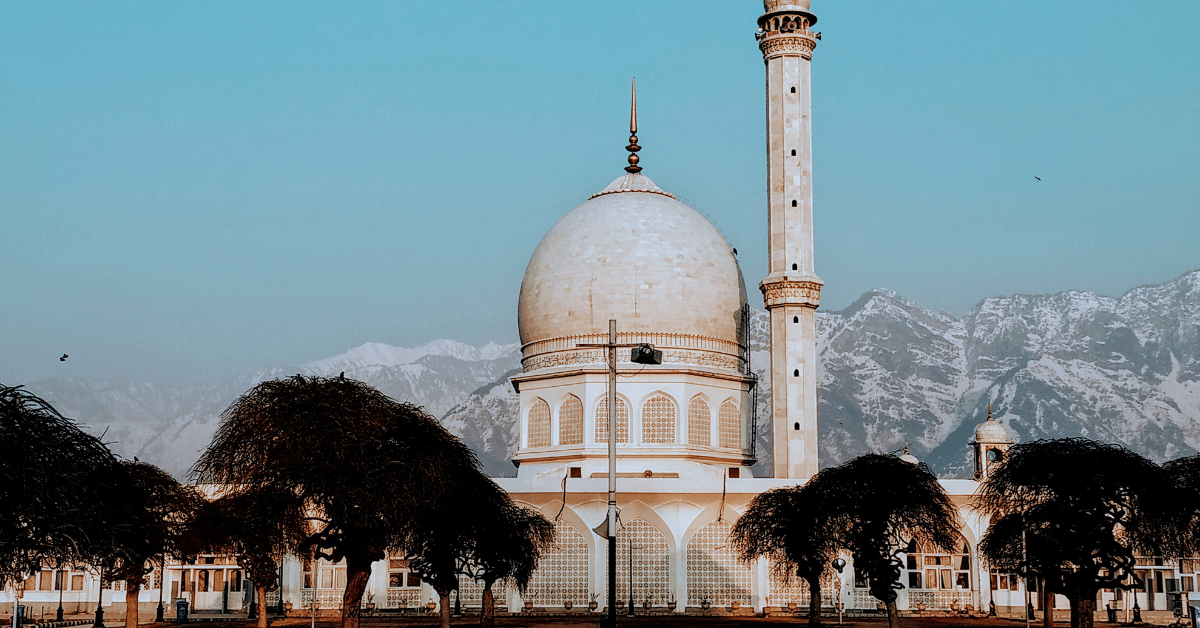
[987,402,994,421]
[625,77,642,174]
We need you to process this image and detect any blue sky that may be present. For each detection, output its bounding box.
[2,1,1198,384]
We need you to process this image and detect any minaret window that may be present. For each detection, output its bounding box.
[641,393,677,444]
[791,86,796,93]
[792,263,798,270]
[718,400,740,448]
[558,395,584,445]
[688,396,711,446]
[791,149,796,156]
[794,422,800,431]
[793,316,799,323]
[793,369,799,377]
[792,200,797,207]
[595,396,630,443]
[528,398,551,447]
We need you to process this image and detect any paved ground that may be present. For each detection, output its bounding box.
[61,617,1173,628]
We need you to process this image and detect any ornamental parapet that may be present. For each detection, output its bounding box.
[759,276,823,308]
[756,7,818,60]
[520,331,745,373]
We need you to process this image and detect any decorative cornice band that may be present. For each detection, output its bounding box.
[760,278,822,308]
[759,34,816,60]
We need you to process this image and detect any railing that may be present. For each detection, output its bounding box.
[909,590,974,610]
[385,589,424,609]
[522,332,743,359]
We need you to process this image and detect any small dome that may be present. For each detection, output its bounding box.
[518,173,748,351]
[974,406,1011,443]
[899,443,919,465]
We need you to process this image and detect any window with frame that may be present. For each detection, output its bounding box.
[718,400,740,448]
[907,538,971,590]
[528,398,551,447]
[387,559,421,589]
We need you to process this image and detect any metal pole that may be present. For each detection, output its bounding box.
[1023,525,1031,628]
[157,558,166,623]
[605,319,617,628]
[627,539,634,616]
[57,570,64,622]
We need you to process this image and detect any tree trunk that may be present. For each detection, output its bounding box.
[340,557,372,628]
[1070,596,1095,628]
[1043,583,1055,628]
[125,582,141,628]
[805,575,822,626]
[256,585,269,628]
[480,581,495,628]
[885,599,900,628]
[439,591,451,628]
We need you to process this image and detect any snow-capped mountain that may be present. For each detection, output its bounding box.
[18,269,1200,479]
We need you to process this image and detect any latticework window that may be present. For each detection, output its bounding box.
[768,566,839,608]
[558,395,584,445]
[686,519,752,606]
[456,573,488,607]
[528,519,589,606]
[608,519,669,606]
[688,397,710,446]
[718,399,740,449]
[528,398,551,447]
[595,397,629,443]
[641,394,676,444]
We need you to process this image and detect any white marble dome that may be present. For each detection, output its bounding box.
[975,416,1010,443]
[518,173,748,349]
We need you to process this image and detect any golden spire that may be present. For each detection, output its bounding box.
[624,77,642,174]
[987,403,993,421]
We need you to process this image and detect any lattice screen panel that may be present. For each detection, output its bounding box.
[595,397,629,443]
[718,400,740,448]
[641,394,676,443]
[528,399,551,447]
[686,519,751,605]
[528,520,589,606]
[688,397,710,446]
[558,395,584,445]
[606,519,669,606]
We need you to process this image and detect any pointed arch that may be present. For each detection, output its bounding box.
[595,396,629,443]
[558,394,584,445]
[686,518,752,606]
[641,392,676,444]
[612,518,670,606]
[526,517,590,606]
[527,398,551,448]
[688,395,711,446]
[718,398,740,448]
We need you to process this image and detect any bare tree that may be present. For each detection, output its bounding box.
[103,461,202,628]
[803,454,960,628]
[192,375,485,628]
[186,488,309,628]
[462,502,555,628]
[734,485,840,625]
[0,385,122,588]
[976,439,1190,628]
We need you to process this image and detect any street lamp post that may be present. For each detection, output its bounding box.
[579,320,661,628]
[57,569,65,622]
[832,558,846,625]
[156,557,166,623]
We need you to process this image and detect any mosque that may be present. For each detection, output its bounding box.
[8,1,1191,623]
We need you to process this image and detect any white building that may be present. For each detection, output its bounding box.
[5,1,1194,624]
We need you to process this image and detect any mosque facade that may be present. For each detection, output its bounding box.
[7,1,1193,623]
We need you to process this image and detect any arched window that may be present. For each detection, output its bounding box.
[528,398,551,447]
[614,519,669,605]
[687,519,752,606]
[558,395,584,445]
[718,400,740,448]
[641,393,676,444]
[905,534,973,609]
[595,397,629,443]
[527,519,590,606]
[688,397,711,446]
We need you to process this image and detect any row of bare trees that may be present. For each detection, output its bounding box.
[734,441,1200,628]
[2,377,555,628]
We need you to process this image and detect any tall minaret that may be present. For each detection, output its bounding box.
[757,0,822,479]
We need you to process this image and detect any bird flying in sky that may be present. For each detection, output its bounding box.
[60,354,68,361]
[1034,176,1042,181]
